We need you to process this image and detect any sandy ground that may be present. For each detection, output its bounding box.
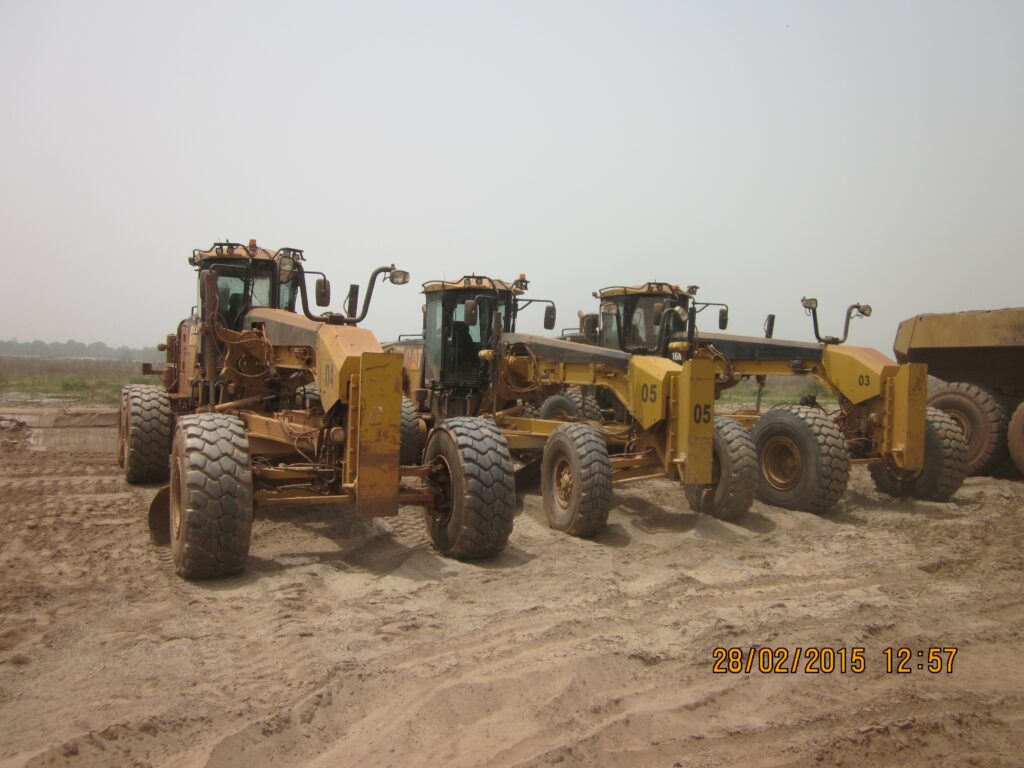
[0,406,1022,767]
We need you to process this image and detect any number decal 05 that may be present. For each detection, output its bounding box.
[692,404,711,424]
[640,383,659,403]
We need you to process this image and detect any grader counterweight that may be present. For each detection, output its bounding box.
[119,242,517,579]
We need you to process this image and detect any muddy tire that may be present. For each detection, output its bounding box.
[869,407,968,501]
[168,413,254,579]
[565,387,602,421]
[423,417,515,559]
[541,423,612,537]
[684,418,757,521]
[538,393,578,420]
[119,384,172,484]
[400,396,424,465]
[750,405,850,514]
[929,382,1008,476]
[1007,401,1024,476]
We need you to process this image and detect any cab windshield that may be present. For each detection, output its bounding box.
[607,295,677,353]
[423,292,512,386]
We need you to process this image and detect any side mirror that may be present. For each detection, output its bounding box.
[346,284,359,317]
[764,313,776,339]
[464,299,478,326]
[543,304,556,330]
[315,277,331,307]
[652,302,665,325]
[718,307,729,330]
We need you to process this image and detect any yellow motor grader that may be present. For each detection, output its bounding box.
[385,275,757,535]
[571,282,968,515]
[119,242,516,578]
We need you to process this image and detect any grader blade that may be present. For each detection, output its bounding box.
[148,486,171,545]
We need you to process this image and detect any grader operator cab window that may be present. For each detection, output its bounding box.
[277,255,300,311]
[207,261,277,330]
[423,292,509,387]
[603,295,683,354]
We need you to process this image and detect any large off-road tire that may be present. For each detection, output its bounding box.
[541,423,612,537]
[423,417,515,559]
[538,393,578,420]
[400,396,424,465]
[119,384,172,484]
[565,387,603,421]
[168,413,254,579]
[750,405,850,514]
[869,407,968,501]
[684,418,757,520]
[1004,401,1024,477]
[929,382,1008,476]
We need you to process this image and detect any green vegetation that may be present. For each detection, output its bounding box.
[0,357,152,405]
[715,376,835,408]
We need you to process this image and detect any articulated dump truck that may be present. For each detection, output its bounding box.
[895,307,1024,477]
[118,242,517,579]
[570,282,969,515]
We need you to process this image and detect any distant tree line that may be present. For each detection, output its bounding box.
[0,338,163,363]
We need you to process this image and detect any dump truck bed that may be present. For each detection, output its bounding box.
[894,307,1024,391]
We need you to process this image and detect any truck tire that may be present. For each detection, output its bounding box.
[168,413,254,579]
[684,418,757,520]
[422,417,515,559]
[928,382,1008,475]
[538,393,578,420]
[565,387,603,421]
[750,405,850,514]
[541,423,612,537]
[869,407,968,502]
[119,384,172,484]
[1007,401,1024,476]
[400,396,424,465]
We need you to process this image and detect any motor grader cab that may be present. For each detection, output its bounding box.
[386,274,758,535]
[119,241,518,579]
[579,283,967,516]
[413,274,556,419]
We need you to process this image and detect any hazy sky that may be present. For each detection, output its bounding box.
[1,1,1021,355]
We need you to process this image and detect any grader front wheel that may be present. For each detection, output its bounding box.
[869,407,968,502]
[422,417,515,559]
[684,418,757,521]
[541,423,612,537]
[168,413,254,579]
[750,405,850,514]
[119,384,172,484]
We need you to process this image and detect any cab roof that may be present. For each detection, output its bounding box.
[422,275,524,295]
[190,241,304,266]
[598,282,684,298]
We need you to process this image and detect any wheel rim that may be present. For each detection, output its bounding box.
[118,393,129,468]
[947,410,971,443]
[431,454,454,526]
[761,436,802,491]
[552,454,574,509]
[170,454,184,541]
